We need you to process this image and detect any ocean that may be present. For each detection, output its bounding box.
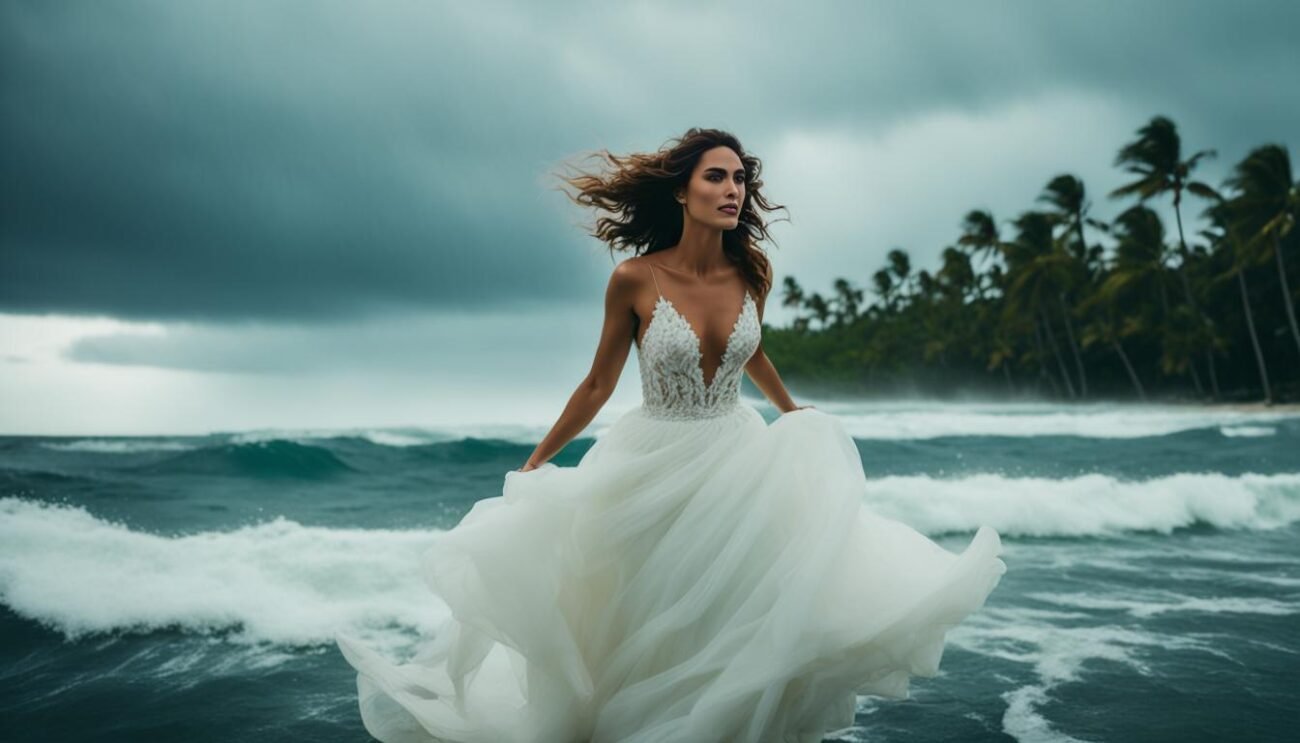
[2,399,1298,742]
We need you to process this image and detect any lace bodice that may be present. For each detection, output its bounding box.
[634,265,762,421]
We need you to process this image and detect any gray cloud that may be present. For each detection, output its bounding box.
[3,0,1298,323]
[61,302,602,378]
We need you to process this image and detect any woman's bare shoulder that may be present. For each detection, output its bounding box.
[607,255,652,296]
[611,254,650,278]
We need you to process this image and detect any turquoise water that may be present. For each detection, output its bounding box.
[2,400,1298,742]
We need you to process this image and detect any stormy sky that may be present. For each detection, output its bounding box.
[3,0,1298,434]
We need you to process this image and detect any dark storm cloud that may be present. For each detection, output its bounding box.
[1,0,618,322]
[3,0,1297,323]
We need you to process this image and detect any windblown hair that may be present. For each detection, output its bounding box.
[553,127,788,298]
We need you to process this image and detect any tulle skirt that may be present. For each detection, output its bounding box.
[334,404,1005,743]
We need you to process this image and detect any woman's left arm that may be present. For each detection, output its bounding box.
[744,263,811,415]
[745,351,803,414]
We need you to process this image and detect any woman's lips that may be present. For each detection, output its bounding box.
[719,206,738,214]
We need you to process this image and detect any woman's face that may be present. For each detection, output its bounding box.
[678,145,745,228]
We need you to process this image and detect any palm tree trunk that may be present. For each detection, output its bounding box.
[1156,270,1172,317]
[1174,187,1223,397]
[1275,234,1300,360]
[1174,196,1189,255]
[1237,268,1273,405]
[1057,292,1088,397]
[1206,345,1221,398]
[1187,359,1205,398]
[1002,359,1015,395]
[1039,306,1077,399]
[1112,340,1146,401]
[1032,318,1061,397]
[1158,266,1215,397]
[1173,264,1218,400]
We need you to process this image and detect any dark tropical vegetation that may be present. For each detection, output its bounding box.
[764,116,1300,404]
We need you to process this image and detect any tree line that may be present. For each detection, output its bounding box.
[766,115,1299,405]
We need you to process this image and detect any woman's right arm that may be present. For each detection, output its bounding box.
[518,261,641,471]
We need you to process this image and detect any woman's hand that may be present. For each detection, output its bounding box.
[517,460,542,473]
[783,404,815,415]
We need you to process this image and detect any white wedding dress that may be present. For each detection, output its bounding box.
[335,269,1006,743]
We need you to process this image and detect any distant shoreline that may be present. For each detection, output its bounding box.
[1180,400,1300,414]
[780,389,1300,414]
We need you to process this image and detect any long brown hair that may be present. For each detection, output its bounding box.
[553,127,788,298]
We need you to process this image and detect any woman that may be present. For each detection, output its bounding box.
[335,128,1005,742]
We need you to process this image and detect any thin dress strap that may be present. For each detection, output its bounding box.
[647,262,663,298]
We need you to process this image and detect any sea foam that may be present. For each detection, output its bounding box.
[0,497,449,649]
[863,472,1300,536]
[812,401,1298,440]
[2,471,1298,649]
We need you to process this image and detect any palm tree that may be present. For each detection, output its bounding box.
[969,250,1022,393]
[1110,115,1221,396]
[1093,204,1197,396]
[937,246,977,301]
[985,327,1020,394]
[1039,174,1108,261]
[1037,175,1097,397]
[1202,197,1273,404]
[1003,212,1077,398]
[870,248,913,315]
[871,268,895,311]
[781,276,805,311]
[805,292,832,330]
[957,210,1004,272]
[886,248,913,297]
[1223,144,1300,360]
[1079,309,1148,401]
[913,269,956,367]
[831,278,864,327]
[1104,206,1174,317]
[1110,115,1218,255]
[780,276,812,333]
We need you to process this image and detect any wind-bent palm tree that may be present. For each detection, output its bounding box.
[831,278,864,327]
[957,210,1003,271]
[1102,206,1174,312]
[886,248,912,296]
[1110,115,1221,397]
[871,268,895,312]
[1202,197,1273,404]
[1111,115,1218,254]
[781,276,811,333]
[781,276,805,311]
[1078,304,1148,401]
[1094,204,1189,393]
[1037,175,1098,396]
[911,269,955,367]
[1223,144,1300,360]
[1039,174,1107,262]
[937,246,977,299]
[871,248,913,315]
[937,245,991,377]
[1004,211,1077,398]
[805,292,832,330]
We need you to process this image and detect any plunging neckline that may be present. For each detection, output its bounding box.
[639,290,754,390]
